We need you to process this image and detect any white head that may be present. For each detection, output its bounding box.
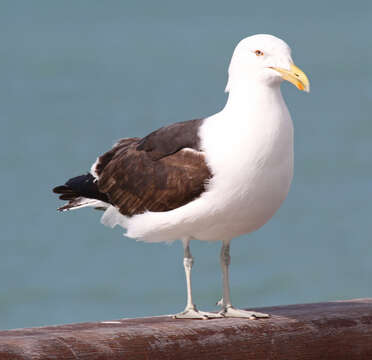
[225,34,309,93]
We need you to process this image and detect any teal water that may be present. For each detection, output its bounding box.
[1,2,371,330]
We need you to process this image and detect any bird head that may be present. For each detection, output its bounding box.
[225,34,310,93]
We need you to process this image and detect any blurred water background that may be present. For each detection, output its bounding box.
[1,1,371,330]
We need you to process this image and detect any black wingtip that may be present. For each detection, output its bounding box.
[53,173,109,206]
[53,185,72,194]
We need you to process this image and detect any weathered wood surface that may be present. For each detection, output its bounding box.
[1,298,372,360]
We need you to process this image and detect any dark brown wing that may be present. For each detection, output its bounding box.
[95,119,211,216]
[136,118,203,160]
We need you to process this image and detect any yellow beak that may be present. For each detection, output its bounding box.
[271,63,310,92]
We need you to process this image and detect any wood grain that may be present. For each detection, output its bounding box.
[1,299,372,360]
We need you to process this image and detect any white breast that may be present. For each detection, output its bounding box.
[193,94,294,240]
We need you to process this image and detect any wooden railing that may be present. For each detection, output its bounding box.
[1,298,372,359]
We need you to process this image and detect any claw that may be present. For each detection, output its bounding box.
[219,306,270,319]
[174,305,224,319]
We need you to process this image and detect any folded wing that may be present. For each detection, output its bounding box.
[54,118,212,216]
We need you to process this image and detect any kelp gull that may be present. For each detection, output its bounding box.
[53,34,310,319]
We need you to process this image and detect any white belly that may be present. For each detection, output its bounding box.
[192,108,294,241]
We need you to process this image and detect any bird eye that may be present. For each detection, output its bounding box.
[255,50,264,56]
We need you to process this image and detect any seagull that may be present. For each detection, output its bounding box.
[53,34,309,319]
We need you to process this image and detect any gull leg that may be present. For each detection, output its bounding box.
[174,238,222,319]
[218,240,269,319]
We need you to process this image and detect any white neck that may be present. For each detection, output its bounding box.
[222,80,284,116]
